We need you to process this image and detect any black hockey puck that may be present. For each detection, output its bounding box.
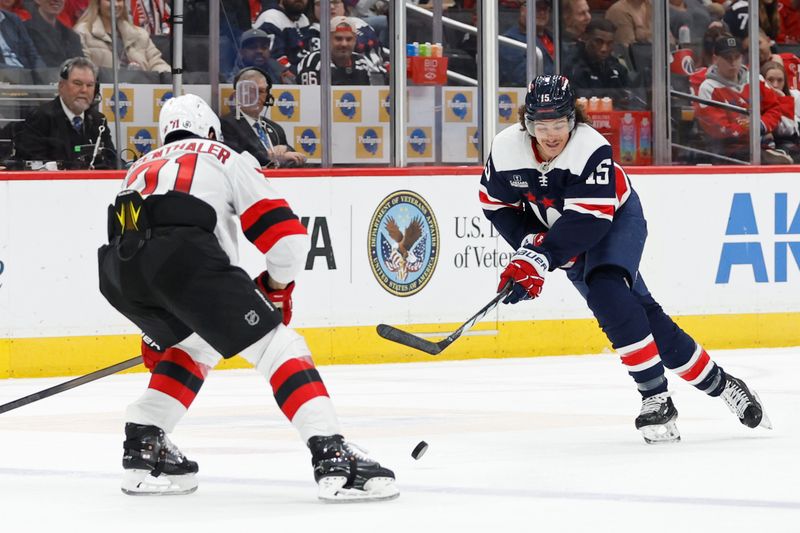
[411,440,428,460]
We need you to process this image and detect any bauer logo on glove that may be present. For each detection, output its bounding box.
[498,245,549,304]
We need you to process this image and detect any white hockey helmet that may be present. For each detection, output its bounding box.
[158,94,222,144]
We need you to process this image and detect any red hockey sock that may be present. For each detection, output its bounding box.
[148,347,206,409]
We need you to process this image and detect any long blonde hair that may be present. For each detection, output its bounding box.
[76,0,131,29]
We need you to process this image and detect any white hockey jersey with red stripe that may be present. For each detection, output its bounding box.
[121,138,308,284]
[479,123,631,268]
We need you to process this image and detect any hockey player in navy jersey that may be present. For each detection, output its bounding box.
[480,75,772,443]
[98,94,397,501]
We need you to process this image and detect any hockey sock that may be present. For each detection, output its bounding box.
[240,324,341,441]
[126,347,208,433]
[639,295,726,396]
[585,268,668,397]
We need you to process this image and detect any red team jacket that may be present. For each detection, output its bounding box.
[689,65,790,140]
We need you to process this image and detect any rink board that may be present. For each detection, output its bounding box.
[0,165,799,377]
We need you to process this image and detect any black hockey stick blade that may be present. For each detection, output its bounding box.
[0,356,142,415]
[376,282,513,355]
[376,324,444,355]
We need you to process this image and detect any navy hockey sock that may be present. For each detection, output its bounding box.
[639,295,726,397]
[585,268,667,397]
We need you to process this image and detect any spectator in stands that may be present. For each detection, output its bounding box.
[694,36,793,164]
[129,0,170,35]
[742,29,783,68]
[0,8,45,68]
[25,0,85,67]
[761,59,800,160]
[351,0,388,45]
[724,0,781,41]
[605,0,652,46]
[58,0,88,27]
[697,24,730,69]
[669,0,712,47]
[778,0,800,43]
[561,0,591,46]
[1,0,30,21]
[231,28,296,84]
[221,67,307,168]
[306,0,385,70]
[564,18,636,104]
[14,57,116,169]
[296,16,386,84]
[500,0,554,87]
[74,0,170,73]
[254,0,311,73]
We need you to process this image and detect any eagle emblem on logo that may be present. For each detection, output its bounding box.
[381,216,427,281]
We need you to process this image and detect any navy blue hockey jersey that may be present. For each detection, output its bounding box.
[254,8,312,71]
[479,123,632,269]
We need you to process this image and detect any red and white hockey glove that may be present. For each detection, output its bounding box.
[141,339,165,372]
[254,271,295,325]
[498,242,549,304]
[528,232,579,270]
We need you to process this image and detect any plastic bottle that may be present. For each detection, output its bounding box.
[407,43,417,57]
[600,96,613,111]
[678,25,691,48]
[620,112,636,164]
[639,117,651,159]
[419,42,431,57]
[431,43,443,57]
[576,97,588,111]
[588,96,600,112]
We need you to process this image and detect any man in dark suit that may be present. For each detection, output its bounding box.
[0,8,45,68]
[14,57,116,169]
[221,66,306,168]
[24,0,85,67]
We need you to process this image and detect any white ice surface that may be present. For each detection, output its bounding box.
[0,347,798,532]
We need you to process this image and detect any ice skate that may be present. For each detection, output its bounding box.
[720,374,772,430]
[308,434,399,502]
[635,392,680,444]
[121,423,199,496]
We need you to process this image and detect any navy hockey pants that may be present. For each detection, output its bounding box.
[566,191,726,398]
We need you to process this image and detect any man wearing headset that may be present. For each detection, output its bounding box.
[220,66,307,168]
[14,56,116,169]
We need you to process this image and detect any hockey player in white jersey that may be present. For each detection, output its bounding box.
[98,94,397,501]
[480,75,771,443]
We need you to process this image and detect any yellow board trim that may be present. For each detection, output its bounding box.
[1,313,799,379]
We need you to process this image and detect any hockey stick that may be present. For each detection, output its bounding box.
[0,356,141,415]
[376,283,513,355]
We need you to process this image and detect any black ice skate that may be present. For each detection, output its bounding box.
[720,374,773,430]
[635,392,680,444]
[121,423,199,496]
[308,434,399,502]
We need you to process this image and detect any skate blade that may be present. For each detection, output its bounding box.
[121,469,198,496]
[640,420,681,444]
[753,391,773,430]
[317,475,400,503]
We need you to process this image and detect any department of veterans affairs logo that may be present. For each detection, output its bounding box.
[369,190,439,297]
[274,89,301,122]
